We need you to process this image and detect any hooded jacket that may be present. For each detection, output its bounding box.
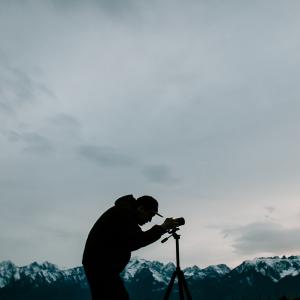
[82,195,166,274]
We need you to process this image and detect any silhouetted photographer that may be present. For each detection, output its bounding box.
[82,194,183,300]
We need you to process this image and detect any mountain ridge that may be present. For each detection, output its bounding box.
[1,255,300,300]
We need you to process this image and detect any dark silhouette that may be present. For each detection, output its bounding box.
[161,225,192,300]
[82,194,181,300]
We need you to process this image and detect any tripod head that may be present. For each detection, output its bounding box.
[161,227,181,243]
[161,217,185,243]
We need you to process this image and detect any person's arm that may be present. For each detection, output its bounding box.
[127,225,166,251]
[126,218,182,251]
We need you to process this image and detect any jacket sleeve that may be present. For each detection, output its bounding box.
[126,225,167,251]
[102,207,167,251]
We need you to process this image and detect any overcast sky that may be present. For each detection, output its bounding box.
[1,0,300,270]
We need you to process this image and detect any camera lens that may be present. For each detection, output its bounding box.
[175,217,185,226]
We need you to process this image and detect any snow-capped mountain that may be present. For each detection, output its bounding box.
[183,263,231,279]
[232,255,300,282]
[0,260,87,289]
[122,257,175,284]
[1,256,300,300]
[1,255,300,288]
[0,261,17,288]
[123,256,231,281]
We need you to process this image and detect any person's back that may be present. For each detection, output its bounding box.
[82,194,140,274]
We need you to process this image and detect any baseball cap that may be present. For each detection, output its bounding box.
[136,195,164,218]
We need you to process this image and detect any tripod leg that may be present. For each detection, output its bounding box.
[177,270,185,300]
[163,271,177,300]
[178,271,192,300]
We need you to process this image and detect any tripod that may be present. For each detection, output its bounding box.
[161,228,192,300]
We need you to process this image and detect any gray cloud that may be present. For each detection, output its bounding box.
[0,64,33,112]
[2,130,54,154]
[0,50,54,114]
[1,0,300,268]
[78,145,135,167]
[223,222,300,255]
[142,164,179,184]
[265,206,275,214]
[47,113,81,139]
[50,0,141,18]
[48,113,81,129]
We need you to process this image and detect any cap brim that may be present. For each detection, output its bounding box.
[155,212,164,218]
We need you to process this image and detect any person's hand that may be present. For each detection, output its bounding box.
[161,218,182,232]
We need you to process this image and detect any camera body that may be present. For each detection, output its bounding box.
[174,217,185,226]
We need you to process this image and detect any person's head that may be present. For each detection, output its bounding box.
[135,195,162,225]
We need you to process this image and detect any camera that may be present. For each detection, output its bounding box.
[162,217,185,238]
[174,217,185,226]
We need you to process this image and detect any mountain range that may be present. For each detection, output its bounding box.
[1,256,300,299]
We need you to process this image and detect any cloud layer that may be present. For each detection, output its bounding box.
[224,222,300,255]
[0,0,300,268]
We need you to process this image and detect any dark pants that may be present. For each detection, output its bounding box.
[83,265,130,300]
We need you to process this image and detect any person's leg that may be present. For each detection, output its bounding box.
[113,275,130,300]
[83,265,130,300]
[97,274,130,300]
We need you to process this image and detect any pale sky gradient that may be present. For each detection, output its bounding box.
[1,0,300,269]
